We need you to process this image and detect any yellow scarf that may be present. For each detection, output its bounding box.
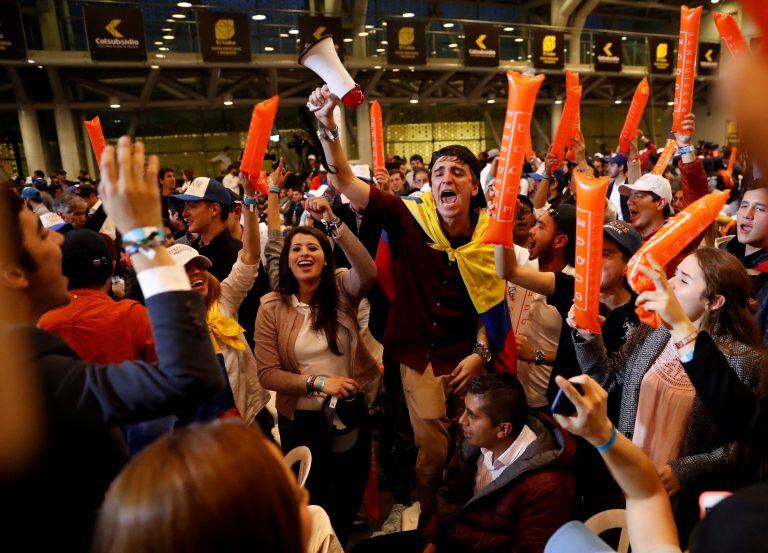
[402,192,505,314]
[207,302,246,354]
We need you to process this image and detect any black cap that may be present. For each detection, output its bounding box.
[603,220,643,257]
[547,203,576,241]
[61,230,113,287]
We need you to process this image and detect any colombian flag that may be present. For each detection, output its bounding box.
[375,193,516,373]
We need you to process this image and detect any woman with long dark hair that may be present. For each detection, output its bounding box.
[256,193,378,544]
[569,247,764,538]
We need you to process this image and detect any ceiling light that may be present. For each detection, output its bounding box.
[365,24,374,29]
[156,54,166,58]
[150,64,160,69]
[154,40,163,45]
[504,27,514,32]
[343,37,353,43]
[163,35,175,40]
[392,68,400,72]
[382,21,387,26]
[162,28,172,32]
[448,42,458,48]
[27,59,35,64]
[443,22,454,28]
[458,35,464,38]
[374,65,382,69]
[252,14,266,21]
[166,18,174,22]
[555,99,563,105]
[667,100,675,106]
[376,48,385,52]
[621,36,627,41]
[264,46,274,51]
[158,47,170,51]
[223,93,233,106]
[614,99,622,104]
[109,96,121,109]
[382,40,388,44]
[37,65,42,69]
[289,29,299,35]
[270,134,280,142]
[487,93,496,104]
[358,31,369,37]
[171,13,186,19]
[410,95,419,104]
[514,37,524,43]
[177,1,192,6]
[402,12,415,18]
[711,0,720,3]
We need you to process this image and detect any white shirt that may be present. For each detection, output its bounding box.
[89,199,117,240]
[210,152,233,174]
[292,295,351,411]
[474,424,537,493]
[608,176,627,221]
[507,245,568,407]
[222,173,241,193]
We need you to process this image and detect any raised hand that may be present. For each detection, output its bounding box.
[308,85,338,130]
[673,113,696,147]
[99,137,161,234]
[552,375,614,447]
[302,195,333,222]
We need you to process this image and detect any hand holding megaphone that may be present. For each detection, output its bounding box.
[308,85,338,129]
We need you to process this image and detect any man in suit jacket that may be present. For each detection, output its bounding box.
[0,138,223,552]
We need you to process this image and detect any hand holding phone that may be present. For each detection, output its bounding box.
[551,382,584,417]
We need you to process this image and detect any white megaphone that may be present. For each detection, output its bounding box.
[298,35,364,110]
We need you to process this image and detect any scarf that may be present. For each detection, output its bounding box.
[207,302,246,354]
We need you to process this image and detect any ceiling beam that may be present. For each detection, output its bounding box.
[420,70,456,100]
[466,72,498,101]
[158,75,206,101]
[139,68,161,108]
[206,68,220,100]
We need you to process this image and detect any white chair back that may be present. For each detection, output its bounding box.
[585,508,630,553]
[284,446,312,488]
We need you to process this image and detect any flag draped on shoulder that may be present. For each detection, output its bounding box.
[375,191,517,373]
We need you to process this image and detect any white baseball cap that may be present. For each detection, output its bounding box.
[618,173,673,205]
[40,212,67,231]
[167,244,212,268]
[352,164,372,182]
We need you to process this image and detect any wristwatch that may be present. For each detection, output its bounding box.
[533,349,546,365]
[323,216,343,238]
[473,343,492,364]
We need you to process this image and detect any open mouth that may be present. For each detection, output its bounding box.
[297,259,314,269]
[739,224,753,235]
[440,190,458,205]
[191,279,205,290]
[629,210,639,221]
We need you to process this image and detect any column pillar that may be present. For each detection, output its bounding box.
[37,0,63,50]
[53,106,83,177]
[18,106,47,176]
[355,101,372,166]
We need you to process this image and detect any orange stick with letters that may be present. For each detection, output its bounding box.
[618,78,650,154]
[672,6,702,136]
[713,12,749,57]
[370,100,386,176]
[84,116,107,168]
[651,139,677,175]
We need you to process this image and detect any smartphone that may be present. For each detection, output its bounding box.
[550,382,584,417]
[699,491,732,519]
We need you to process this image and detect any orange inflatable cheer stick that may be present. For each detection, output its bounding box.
[713,12,749,57]
[566,70,581,140]
[740,0,768,45]
[718,146,738,188]
[482,71,545,247]
[651,139,677,175]
[550,84,582,171]
[626,190,729,328]
[573,171,611,334]
[370,100,386,175]
[240,95,279,195]
[673,6,702,136]
[84,117,107,168]
[618,78,650,155]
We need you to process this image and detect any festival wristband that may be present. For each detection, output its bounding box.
[243,195,259,206]
[315,376,326,393]
[123,226,166,259]
[673,330,698,350]
[678,145,694,155]
[595,426,619,452]
[269,185,281,194]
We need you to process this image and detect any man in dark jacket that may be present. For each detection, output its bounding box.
[352,373,575,553]
[1,138,223,552]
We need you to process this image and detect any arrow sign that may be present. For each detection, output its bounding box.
[476,34,487,49]
[603,42,613,56]
[313,26,326,40]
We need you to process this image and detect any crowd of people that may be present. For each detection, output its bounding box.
[5,43,768,553]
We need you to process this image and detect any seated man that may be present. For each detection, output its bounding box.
[353,373,575,553]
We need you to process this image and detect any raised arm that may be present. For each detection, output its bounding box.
[308,86,371,212]
[554,375,680,553]
[533,150,558,210]
[675,113,708,208]
[494,244,556,296]
[303,196,376,303]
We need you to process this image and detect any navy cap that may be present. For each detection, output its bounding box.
[526,172,543,181]
[607,152,628,167]
[61,229,113,281]
[21,186,40,199]
[172,177,232,206]
[603,220,643,257]
[67,184,96,197]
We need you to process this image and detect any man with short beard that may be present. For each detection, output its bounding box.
[308,85,507,518]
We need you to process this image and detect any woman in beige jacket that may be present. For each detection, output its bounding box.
[255,187,378,545]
